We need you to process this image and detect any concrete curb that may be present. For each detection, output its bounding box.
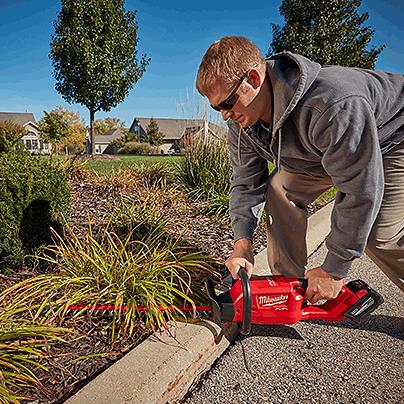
[65,321,239,404]
[65,201,334,404]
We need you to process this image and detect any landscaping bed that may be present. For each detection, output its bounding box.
[1,171,218,403]
[1,156,334,403]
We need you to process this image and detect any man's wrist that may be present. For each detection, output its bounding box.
[234,237,252,250]
[322,252,353,278]
[233,238,253,262]
[306,266,343,280]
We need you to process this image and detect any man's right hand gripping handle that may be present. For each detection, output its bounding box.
[225,238,254,280]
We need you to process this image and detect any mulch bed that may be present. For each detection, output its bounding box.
[4,175,325,403]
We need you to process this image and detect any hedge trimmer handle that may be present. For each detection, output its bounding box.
[238,266,252,335]
[204,266,252,335]
[298,278,308,290]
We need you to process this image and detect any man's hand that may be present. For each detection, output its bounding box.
[225,238,254,279]
[304,266,344,304]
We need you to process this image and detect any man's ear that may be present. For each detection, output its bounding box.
[246,68,262,89]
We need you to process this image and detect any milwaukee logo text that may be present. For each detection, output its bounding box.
[258,295,288,306]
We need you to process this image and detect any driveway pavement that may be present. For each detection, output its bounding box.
[185,245,404,404]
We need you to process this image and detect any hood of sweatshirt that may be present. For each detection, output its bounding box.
[267,51,321,136]
[231,52,322,170]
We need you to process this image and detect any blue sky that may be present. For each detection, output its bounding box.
[0,0,403,128]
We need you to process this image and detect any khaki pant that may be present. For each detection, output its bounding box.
[265,142,404,293]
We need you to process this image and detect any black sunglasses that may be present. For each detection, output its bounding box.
[210,64,258,112]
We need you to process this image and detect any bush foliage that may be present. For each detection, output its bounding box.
[0,152,71,272]
[118,141,159,154]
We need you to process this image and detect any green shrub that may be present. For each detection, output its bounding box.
[0,152,71,272]
[118,141,159,155]
[0,203,24,269]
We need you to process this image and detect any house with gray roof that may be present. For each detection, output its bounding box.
[0,112,50,154]
[129,117,226,154]
[94,127,125,154]
[92,117,226,155]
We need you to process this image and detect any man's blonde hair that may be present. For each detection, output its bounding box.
[196,36,266,96]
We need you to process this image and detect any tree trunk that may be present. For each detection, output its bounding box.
[89,108,95,156]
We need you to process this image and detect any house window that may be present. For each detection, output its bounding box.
[39,140,49,151]
[26,139,32,150]
[32,140,38,150]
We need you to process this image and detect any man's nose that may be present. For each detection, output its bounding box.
[221,109,232,121]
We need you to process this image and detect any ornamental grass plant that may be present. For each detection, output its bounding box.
[134,161,175,191]
[175,136,231,221]
[0,196,219,343]
[0,317,68,403]
[89,161,178,195]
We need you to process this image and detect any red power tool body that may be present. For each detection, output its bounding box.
[205,268,384,335]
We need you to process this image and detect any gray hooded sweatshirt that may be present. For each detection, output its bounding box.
[227,51,404,278]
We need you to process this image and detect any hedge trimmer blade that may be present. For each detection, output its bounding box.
[65,304,212,318]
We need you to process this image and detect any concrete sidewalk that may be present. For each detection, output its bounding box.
[66,202,335,404]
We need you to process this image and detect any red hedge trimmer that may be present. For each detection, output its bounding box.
[66,267,383,336]
[205,268,383,335]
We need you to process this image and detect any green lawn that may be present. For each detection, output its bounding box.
[83,155,183,175]
[314,187,337,205]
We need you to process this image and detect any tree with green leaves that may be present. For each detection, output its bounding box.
[38,107,87,155]
[0,120,25,154]
[144,118,164,147]
[55,107,87,154]
[93,117,126,136]
[38,111,69,156]
[268,0,384,68]
[50,0,150,155]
